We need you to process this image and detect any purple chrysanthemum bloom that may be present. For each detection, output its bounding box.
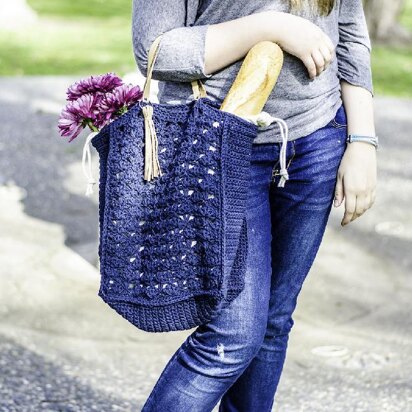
[66,72,123,101]
[58,93,100,142]
[112,83,143,107]
[96,83,143,128]
[58,108,83,142]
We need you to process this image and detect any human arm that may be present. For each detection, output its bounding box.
[334,81,377,226]
[132,0,212,82]
[335,0,374,96]
[204,11,336,79]
[333,2,377,226]
[132,1,335,82]
[334,80,377,226]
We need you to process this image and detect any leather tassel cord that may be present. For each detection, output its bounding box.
[142,104,162,181]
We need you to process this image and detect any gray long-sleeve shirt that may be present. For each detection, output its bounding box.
[132,0,374,144]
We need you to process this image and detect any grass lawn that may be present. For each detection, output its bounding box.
[371,0,412,97]
[0,0,411,97]
[0,0,136,77]
[0,16,135,76]
[26,0,131,19]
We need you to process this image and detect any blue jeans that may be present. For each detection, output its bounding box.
[141,104,348,412]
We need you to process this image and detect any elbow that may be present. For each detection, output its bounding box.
[134,52,149,78]
[133,50,176,82]
[133,48,208,82]
[337,59,374,98]
[133,42,179,81]
[132,34,150,78]
[132,26,159,79]
[336,46,374,97]
[132,25,213,83]
[132,31,179,82]
[132,39,175,81]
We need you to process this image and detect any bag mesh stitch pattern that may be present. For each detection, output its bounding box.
[89,34,258,332]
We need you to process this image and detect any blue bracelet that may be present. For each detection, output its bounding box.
[346,134,379,149]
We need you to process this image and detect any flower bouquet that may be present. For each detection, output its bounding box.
[58,72,143,195]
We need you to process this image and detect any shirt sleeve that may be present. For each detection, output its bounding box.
[132,0,213,82]
[336,0,374,97]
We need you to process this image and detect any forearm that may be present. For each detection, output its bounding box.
[133,0,286,83]
[336,79,378,226]
[340,79,376,136]
[204,11,286,75]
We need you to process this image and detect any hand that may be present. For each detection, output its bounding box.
[270,11,335,79]
[334,142,377,226]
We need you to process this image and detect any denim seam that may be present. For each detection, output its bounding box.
[331,119,347,129]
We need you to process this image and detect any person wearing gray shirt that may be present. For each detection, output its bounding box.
[132,0,374,147]
[131,1,377,410]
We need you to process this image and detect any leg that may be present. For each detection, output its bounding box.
[219,121,348,411]
[141,143,276,412]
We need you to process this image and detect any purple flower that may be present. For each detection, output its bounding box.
[58,93,100,142]
[112,83,143,107]
[66,72,123,101]
[59,73,144,142]
[96,83,143,127]
[58,108,83,142]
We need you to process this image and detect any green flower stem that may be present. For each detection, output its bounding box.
[85,119,99,133]
[116,105,128,116]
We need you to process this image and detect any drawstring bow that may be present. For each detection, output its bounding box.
[242,112,290,188]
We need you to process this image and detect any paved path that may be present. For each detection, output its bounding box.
[0,76,411,411]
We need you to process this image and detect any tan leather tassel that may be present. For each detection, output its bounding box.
[142,104,162,181]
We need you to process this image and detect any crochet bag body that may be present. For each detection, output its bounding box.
[89,35,258,332]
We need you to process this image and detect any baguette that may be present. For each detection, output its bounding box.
[220,41,283,116]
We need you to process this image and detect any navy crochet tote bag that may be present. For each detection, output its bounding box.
[87,34,258,333]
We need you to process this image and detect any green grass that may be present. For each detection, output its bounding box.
[371,46,412,97]
[0,16,135,76]
[27,0,131,19]
[0,0,411,97]
[372,0,412,97]
[0,0,136,76]
[400,0,412,30]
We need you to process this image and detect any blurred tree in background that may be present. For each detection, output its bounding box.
[364,0,412,43]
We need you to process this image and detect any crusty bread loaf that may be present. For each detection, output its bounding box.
[220,41,283,116]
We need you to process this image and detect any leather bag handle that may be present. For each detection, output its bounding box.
[142,34,208,102]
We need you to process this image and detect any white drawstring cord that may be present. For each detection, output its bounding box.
[81,131,99,196]
[242,112,290,188]
[269,116,289,187]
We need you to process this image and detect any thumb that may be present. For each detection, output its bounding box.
[334,174,343,207]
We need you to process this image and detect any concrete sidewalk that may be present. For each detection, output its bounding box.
[0,76,411,411]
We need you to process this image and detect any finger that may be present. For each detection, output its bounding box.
[302,55,317,79]
[364,192,372,210]
[319,44,333,66]
[370,189,377,206]
[342,191,356,226]
[368,186,377,208]
[311,48,326,76]
[351,195,366,222]
[334,173,344,207]
[322,33,335,56]
[349,195,359,222]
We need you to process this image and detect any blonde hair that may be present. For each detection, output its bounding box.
[290,0,335,16]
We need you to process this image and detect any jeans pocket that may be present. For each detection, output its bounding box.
[327,104,347,129]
